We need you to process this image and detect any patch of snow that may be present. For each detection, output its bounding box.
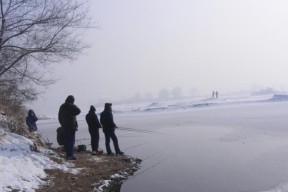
[90,156,104,162]
[92,157,140,192]
[93,180,111,192]
[109,94,278,114]
[0,128,76,192]
[110,173,127,180]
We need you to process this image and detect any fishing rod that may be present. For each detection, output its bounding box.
[117,127,164,135]
[37,118,86,125]
[38,120,165,134]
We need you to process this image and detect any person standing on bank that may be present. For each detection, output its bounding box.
[100,103,124,155]
[86,105,102,155]
[58,95,81,160]
[26,109,38,132]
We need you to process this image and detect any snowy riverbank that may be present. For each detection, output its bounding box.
[0,129,140,192]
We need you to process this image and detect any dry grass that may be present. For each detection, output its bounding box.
[36,149,141,192]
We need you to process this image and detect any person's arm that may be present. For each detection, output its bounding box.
[110,113,117,128]
[95,115,102,128]
[32,114,38,122]
[72,104,81,116]
[34,114,38,122]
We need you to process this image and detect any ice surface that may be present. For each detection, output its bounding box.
[3,93,288,191]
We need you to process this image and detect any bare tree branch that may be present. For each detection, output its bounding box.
[0,0,91,104]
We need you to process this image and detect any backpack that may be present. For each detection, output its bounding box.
[56,127,65,146]
[77,145,87,152]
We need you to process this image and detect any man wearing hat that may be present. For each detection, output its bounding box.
[86,105,102,155]
[100,103,124,155]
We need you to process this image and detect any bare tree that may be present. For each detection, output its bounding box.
[0,0,90,104]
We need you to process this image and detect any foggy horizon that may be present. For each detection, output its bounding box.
[28,0,288,116]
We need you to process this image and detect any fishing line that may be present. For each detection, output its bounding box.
[38,121,165,135]
[118,135,144,138]
[123,142,149,151]
[38,118,86,125]
[118,127,157,133]
[132,154,172,177]
[141,151,160,161]
[117,128,151,134]
[38,121,59,125]
[118,127,164,135]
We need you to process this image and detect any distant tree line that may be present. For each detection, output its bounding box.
[129,87,184,103]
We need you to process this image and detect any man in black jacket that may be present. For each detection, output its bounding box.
[100,103,124,155]
[86,105,102,155]
[58,95,81,160]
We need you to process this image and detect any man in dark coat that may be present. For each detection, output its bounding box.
[86,105,102,155]
[26,109,38,132]
[58,95,81,160]
[100,103,124,155]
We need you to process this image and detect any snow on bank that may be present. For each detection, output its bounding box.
[93,158,140,192]
[41,94,288,119]
[112,94,280,113]
[0,128,74,192]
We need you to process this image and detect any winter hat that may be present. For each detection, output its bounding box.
[28,109,34,115]
[105,103,112,107]
[65,95,75,104]
[104,103,112,110]
[90,105,96,112]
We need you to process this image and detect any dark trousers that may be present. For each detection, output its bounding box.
[89,129,99,151]
[104,131,121,154]
[65,131,75,158]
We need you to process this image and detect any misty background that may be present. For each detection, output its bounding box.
[28,0,288,116]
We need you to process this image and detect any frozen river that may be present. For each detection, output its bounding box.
[39,101,288,192]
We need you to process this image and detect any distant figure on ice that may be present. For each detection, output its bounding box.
[100,103,124,155]
[58,95,81,160]
[212,91,215,98]
[26,109,38,132]
[215,91,218,98]
[86,105,102,155]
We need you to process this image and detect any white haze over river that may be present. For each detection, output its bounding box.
[38,94,288,192]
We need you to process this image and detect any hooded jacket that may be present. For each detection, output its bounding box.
[100,104,116,133]
[58,95,81,132]
[86,106,102,132]
[26,110,38,131]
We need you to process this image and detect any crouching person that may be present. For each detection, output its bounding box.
[26,110,38,132]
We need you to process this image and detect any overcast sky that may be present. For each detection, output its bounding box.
[29,0,288,116]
